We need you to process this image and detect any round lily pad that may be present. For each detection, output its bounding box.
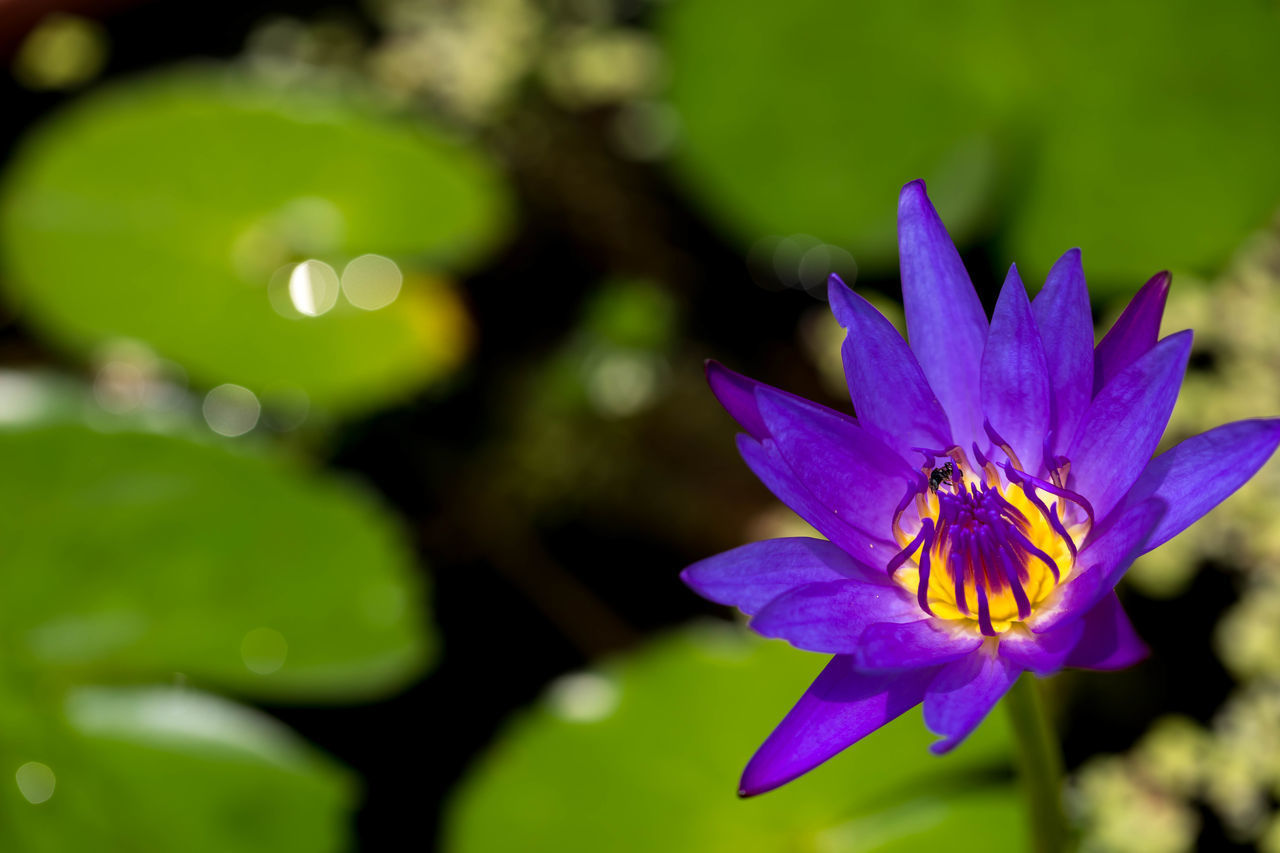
[0,423,433,700]
[0,685,354,853]
[0,71,509,413]
[444,624,1024,852]
[660,0,1280,293]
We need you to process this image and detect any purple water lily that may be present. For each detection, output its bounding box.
[683,179,1280,797]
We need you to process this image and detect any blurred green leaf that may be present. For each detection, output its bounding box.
[660,0,1280,292]
[1003,1,1280,288]
[0,683,352,853]
[660,0,1008,272]
[444,624,1023,852]
[0,424,432,700]
[0,70,508,413]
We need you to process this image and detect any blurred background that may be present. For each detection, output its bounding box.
[1,0,1280,850]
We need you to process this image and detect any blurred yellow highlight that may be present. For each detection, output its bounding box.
[401,274,474,380]
[13,13,108,91]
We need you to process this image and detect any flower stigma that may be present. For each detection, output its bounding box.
[888,423,1093,636]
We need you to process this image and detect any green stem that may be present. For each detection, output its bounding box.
[1004,674,1071,853]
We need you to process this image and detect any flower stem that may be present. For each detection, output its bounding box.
[1004,674,1071,853]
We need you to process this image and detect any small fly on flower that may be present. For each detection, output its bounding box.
[928,461,954,494]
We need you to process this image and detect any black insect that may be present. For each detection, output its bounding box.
[928,461,954,494]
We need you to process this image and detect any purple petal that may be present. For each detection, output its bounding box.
[982,264,1051,475]
[1031,249,1093,457]
[1065,592,1149,670]
[923,648,1020,754]
[755,387,917,543]
[706,360,856,441]
[1115,418,1280,555]
[750,579,922,653]
[1030,499,1164,634]
[1067,331,1192,523]
[827,275,953,460]
[739,656,939,796]
[854,619,983,671]
[998,619,1085,676]
[898,179,989,454]
[1093,271,1171,395]
[681,537,888,615]
[736,435,893,564]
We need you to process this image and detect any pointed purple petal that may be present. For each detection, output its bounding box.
[736,435,893,564]
[1031,249,1093,457]
[1093,271,1171,395]
[1065,592,1149,671]
[1030,499,1164,634]
[1115,418,1280,555]
[998,619,1085,675]
[923,649,1020,754]
[898,179,988,453]
[1067,331,1192,522]
[681,537,889,615]
[854,619,983,671]
[827,275,953,460]
[706,360,856,441]
[982,264,1051,475]
[739,656,938,796]
[756,387,917,543]
[750,579,922,653]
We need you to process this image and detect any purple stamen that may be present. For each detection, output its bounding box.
[970,442,990,469]
[1020,484,1078,560]
[949,527,969,615]
[887,522,928,576]
[1045,501,1077,559]
[1004,524,1060,581]
[1041,431,1056,475]
[974,575,996,637]
[891,479,925,544]
[1002,462,1095,528]
[885,446,1081,630]
[983,419,1024,472]
[982,528,1031,619]
[916,518,935,615]
[910,446,952,466]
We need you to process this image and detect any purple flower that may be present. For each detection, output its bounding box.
[683,179,1280,797]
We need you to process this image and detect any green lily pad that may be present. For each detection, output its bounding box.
[0,684,353,853]
[0,71,508,413]
[659,0,1008,272]
[660,0,1280,292]
[443,624,1024,852]
[0,423,432,700]
[1002,1,1280,288]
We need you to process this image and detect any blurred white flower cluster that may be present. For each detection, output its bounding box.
[1072,224,1280,852]
[243,0,665,131]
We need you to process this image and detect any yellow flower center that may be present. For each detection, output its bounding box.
[888,447,1090,636]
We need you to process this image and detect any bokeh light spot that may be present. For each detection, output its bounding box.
[288,260,341,317]
[13,13,108,91]
[240,627,288,675]
[545,673,619,723]
[15,762,56,804]
[341,254,403,311]
[0,371,53,425]
[202,384,261,437]
[585,351,659,418]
